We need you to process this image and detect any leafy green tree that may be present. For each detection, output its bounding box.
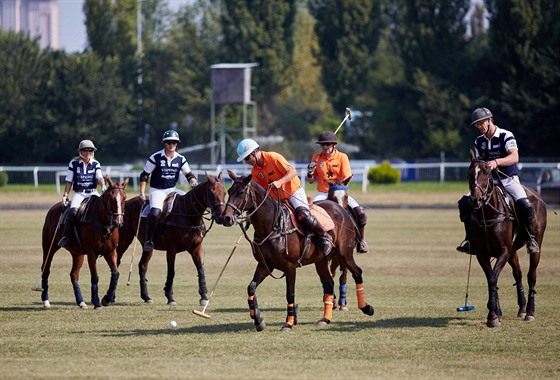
[309,0,382,112]
[485,0,560,157]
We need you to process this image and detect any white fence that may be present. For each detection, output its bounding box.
[1,161,559,194]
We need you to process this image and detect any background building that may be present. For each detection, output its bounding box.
[0,0,60,49]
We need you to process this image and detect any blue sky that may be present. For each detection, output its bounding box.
[59,0,190,52]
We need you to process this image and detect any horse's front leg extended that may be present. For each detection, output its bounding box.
[189,244,208,306]
[526,250,541,322]
[479,253,508,328]
[138,250,154,303]
[282,267,298,332]
[316,259,335,327]
[101,250,120,307]
[508,251,527,318]
[164,250,177,306]
[248,263,269,332]
[69,254,87,309]
[87,253,101,309]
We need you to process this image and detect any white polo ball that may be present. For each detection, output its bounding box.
[169,320,177,329]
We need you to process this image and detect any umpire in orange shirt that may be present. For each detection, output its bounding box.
[306,131,369,253]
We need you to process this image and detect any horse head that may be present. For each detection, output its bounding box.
[327,176,351,208]
[222,170,254,227]
[203,172,226,224]
[468,149,493,209]
[103,176,129,228]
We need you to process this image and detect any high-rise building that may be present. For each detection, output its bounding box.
[0,0,60,49]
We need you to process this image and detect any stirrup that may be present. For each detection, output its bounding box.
[58,236,69,248]
[144,240,154,252]
[456,240,471,254]
[357,240,369,254]
[526,239,539,254]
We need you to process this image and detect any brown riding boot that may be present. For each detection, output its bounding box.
[58,208,77,248]
[352,206,368,253]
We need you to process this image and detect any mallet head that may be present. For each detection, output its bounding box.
[456,305,474,312]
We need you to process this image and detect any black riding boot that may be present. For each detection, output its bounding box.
[456,196,473,254]
[352,206,368,253]
[515,198,539,254]
[295,206,333,258]
[144,208,161,252]
[58,208,78,248]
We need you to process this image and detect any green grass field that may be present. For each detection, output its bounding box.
[0,193,559,379]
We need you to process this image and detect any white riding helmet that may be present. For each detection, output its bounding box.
[237,139,259,162]
[77,139,97,152]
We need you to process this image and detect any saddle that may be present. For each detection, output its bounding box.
[141,192,179,219]
[285,201,335,235]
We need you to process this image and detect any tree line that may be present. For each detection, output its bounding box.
[0,0,558,165]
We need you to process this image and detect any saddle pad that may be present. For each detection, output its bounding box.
[310,204,335,231]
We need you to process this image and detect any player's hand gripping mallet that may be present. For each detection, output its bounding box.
[192,233,244,318]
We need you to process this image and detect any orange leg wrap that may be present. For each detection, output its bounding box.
[356,284,366,309]
[323,294,334,321]
[248,295,255,317]
[286,303,295,326]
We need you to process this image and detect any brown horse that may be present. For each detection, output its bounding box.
[466,150,547,327]
[221,170,374,332]
[117,173,225,305]
[39,176,129,309]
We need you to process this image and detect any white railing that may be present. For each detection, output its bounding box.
[2,162,559,193]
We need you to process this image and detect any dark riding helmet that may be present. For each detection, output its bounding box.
[470,107,493,126]
[315,131,337,145]
[162,130,180,143]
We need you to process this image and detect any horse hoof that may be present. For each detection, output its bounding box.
[281,324,293,332]
[43,300,51,308]
[79,302,88,309]
[101,296,111,307]
[517,312,527,319]
[94,305,103,310]
[487,318,500,328]
[524,315,535,322]
[339,305,349,312]
[361,304,374,316]
[255,320,266,332]
[167,301,177,306]
[144,299,153,304]
[200,299,209,306]
[317,318,330,328]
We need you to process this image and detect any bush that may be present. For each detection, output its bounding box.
[0,171,8,187]
[367,161,400,184]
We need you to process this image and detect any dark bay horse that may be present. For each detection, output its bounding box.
[39,177,129,309]
[466,150,547,327]
[117,173,225,306]
[221,170,374,332]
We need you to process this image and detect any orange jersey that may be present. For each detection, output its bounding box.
[251,151,300,201]
[311,149,352,192]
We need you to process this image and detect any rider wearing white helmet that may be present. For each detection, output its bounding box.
[139,130,199,252]
[58,139,106,248]
[237,138,333,258]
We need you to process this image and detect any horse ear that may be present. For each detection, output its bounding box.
[245,174,252,183]
[227,170,237,181]
[106,176,114,187]
[343,175,352,186]
[205,171,213,183]
[217,171,223,183]
[469,149,476,161]
[122,178,129,188]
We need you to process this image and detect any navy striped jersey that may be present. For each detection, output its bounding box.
[143,150,191,189]
[65,158,103,191]
[474,125,519,177]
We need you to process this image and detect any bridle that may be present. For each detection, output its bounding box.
[100,185,126,228]
[189,180,225,220]
[470,160,494,209]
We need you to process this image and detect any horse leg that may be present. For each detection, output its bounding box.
[40,242,61,308]
[164,250,177,306]
[69,254,87,309]
[508,250,527,318]
[477,254,508,328]
[188,244,208,306]
[101,250,119,306]
[87,253,102,309]
[281,266,298,332]
[338,264,348,311]
[316,259,335,327]
[525,250,541,322]
[138,250,154,303]
[248,263,269,332]
[344,256,374,316]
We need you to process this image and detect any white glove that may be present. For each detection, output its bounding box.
[101,184,107,192]
[191,181,199,188]
[307,162,316,177]
[62,195,69,207]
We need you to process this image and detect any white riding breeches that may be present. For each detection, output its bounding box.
[312,191,359,209]
[149,187,186,210]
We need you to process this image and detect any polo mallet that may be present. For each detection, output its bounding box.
[457,254,475,312]
[334,107,352,135]
[192,233,244,319]
[126,202,144,286]
[32,206,65,291]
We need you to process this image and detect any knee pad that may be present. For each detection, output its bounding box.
[295,207,316,231]
[457,196,472,222]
